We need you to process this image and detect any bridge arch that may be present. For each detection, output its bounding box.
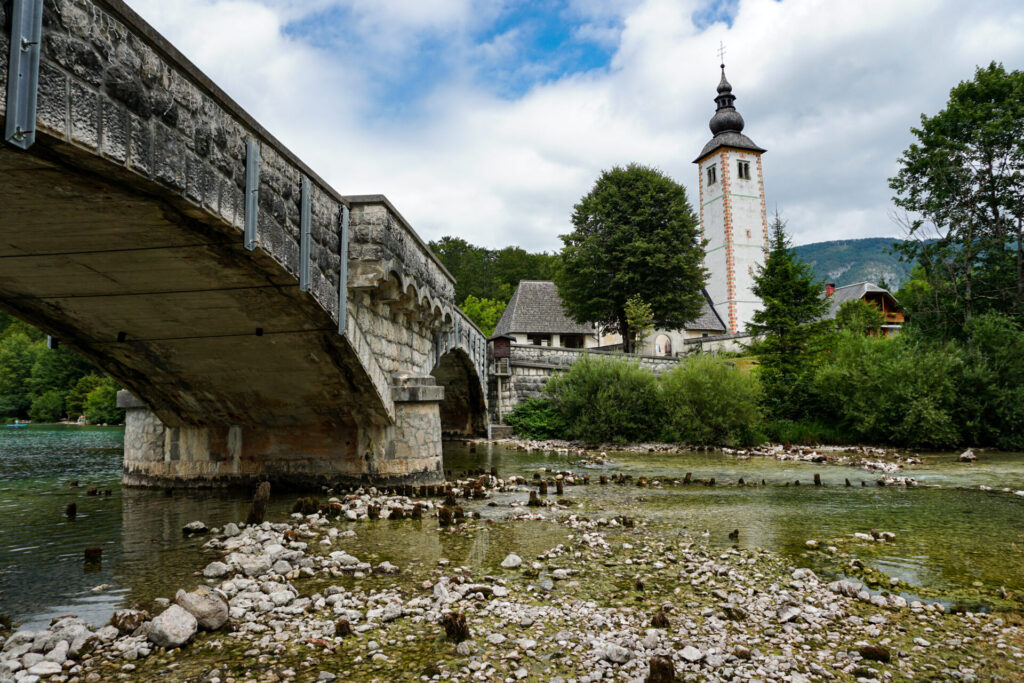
[431,348,487,436]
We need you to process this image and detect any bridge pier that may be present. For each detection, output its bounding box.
[118,382,444,489]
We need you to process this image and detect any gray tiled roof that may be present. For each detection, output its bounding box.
[491,280,726,336]
[824,282,899,318]
[693,131,766,162]
[492,281,596,337]
[684,290,727,332]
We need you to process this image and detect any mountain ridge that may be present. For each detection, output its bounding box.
[792,237,911,289]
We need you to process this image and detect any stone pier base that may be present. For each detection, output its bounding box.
[119,378,445,489]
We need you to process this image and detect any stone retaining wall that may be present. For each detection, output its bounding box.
[489,344,681,422]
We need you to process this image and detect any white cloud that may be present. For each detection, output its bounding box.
[126,0,1024,249]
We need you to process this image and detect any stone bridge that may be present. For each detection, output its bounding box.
[0,0,488,487]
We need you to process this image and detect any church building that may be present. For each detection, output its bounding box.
[490,63,768,355]
[695,63,769,335]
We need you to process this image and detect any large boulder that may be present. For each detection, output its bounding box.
[148,605,197,649]
[175,587,229,630]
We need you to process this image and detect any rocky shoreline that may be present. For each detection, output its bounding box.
[2,478,1022,682]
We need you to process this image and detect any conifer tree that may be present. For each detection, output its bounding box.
[748,213,831,419]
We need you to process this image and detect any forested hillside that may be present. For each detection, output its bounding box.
[793,237,911,289]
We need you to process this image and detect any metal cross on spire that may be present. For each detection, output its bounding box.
[717,41,726,67]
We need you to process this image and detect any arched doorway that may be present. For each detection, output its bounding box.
[654,334,672,356]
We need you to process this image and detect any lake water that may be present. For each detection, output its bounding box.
[1,426,1022,630]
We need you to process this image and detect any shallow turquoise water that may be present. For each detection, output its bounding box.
[1,427,1022,629]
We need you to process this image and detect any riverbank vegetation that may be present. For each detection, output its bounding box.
[0,312,124,424]
[506,315,1024,450]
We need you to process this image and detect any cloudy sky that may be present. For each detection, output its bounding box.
[125,0,1024,250]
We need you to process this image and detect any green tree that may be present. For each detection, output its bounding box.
[429,238,558,305]
[748,213,831,419]
[27,345,94,401]
[459,295,506,336]
[29,389,64,422]
[890,62,1024,336]
[835,299,886,336]
[624,295,654,353]
[83,378,124,425]
[0,333,44,417]
[555,164,705,353]
[66,374,105,417]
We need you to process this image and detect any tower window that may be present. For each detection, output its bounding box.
[737,160,751,180]
[707,164,717,185]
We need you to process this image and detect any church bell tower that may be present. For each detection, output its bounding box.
[694,62,768,334]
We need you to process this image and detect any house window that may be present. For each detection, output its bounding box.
[707,164,717,185]
[737,160,751,180]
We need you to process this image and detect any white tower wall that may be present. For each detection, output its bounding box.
[698,148,768,334]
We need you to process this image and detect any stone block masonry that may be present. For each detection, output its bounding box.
[489,345,680,423]
[1,0,488,487]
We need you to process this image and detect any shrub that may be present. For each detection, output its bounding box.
[544,356,664,443]
[660,354,764,446]
[812,332,963,448]
[505,397,566,440]
[29,389,64,422]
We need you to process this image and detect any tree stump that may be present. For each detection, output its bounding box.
[646,655,675,683]
[246,481,271,525]
[442,612,470,642]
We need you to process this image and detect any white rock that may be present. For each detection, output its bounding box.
[223,522,240,537]
[600,643,632,664]
[486,633,506,645]
[176,587,229,630]
[148,605,198,649]
[329,552,359,567]
[203,562,230,578]
[681,645,704,662]
[27,661,63,676]
[777,605,801,623]
[500,553,523,569]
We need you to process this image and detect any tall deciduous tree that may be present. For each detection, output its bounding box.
[748,213,831,419]
[890,62,1024,337]
[554,164,706,353]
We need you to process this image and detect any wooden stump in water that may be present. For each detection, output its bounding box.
[683,472,692,484]
[599,475,608,485]
[646,655,675,683]
[246,481,271,525]
[438,507,454,526]
[442,612,470,642]
[367,505,381,520]
[555,479,564,496]
[411,503,423,519]
[83,546,102,565]
[527,491,542,507]
[65,502,77,519]
[814,473,822,486]
[846,478,852,487]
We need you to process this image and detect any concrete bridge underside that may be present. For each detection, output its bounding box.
[0,0,488,488]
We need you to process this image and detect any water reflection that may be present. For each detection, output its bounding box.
[1,428,1022,630]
